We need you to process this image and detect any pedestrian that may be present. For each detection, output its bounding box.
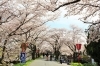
[46,53,49,61]
[50,54,52,61]
[42,52,45,58]
[60,56,63,64]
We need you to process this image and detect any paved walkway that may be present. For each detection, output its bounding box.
[29,58,70,66]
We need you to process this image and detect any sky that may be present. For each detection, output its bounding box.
[46,8,89,31]
[46,15,89,44]
[46,16,89,30]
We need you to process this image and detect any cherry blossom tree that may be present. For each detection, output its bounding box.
[0,0,99,65]
[0,0,59,63]
[66,25,84,51]
[43,28,65,60]
[36,0,100,42]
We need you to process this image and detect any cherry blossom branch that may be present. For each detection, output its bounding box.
[53,0,80,11]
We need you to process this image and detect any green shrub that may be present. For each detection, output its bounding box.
[14,63,25,66]
[83,63,97,66]
[71,63,83,66]
[86,39,100,66]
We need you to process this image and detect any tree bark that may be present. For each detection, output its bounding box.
[55,50,60,61]
[1,39,7,63]
[31,45,36,60]
[31,51,36,60]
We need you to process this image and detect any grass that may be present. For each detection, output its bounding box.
[13,56,43,66]
[14,56,41,66]
[71,62,83,66]
[14,60,33,66]
[71,62,98,66]
[23,60,33,66]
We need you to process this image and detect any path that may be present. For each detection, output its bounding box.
[29,58,70,66]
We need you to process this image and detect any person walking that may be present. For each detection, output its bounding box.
[46,52,49,61]
[50,54,52,61]
[60,56,63,64]
[42,52,45,58]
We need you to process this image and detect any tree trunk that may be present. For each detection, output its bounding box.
[55,50,60,61]
[1,39,7,63]
[31,51,35,60]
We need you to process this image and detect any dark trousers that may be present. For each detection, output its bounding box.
[60,60,62,64]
